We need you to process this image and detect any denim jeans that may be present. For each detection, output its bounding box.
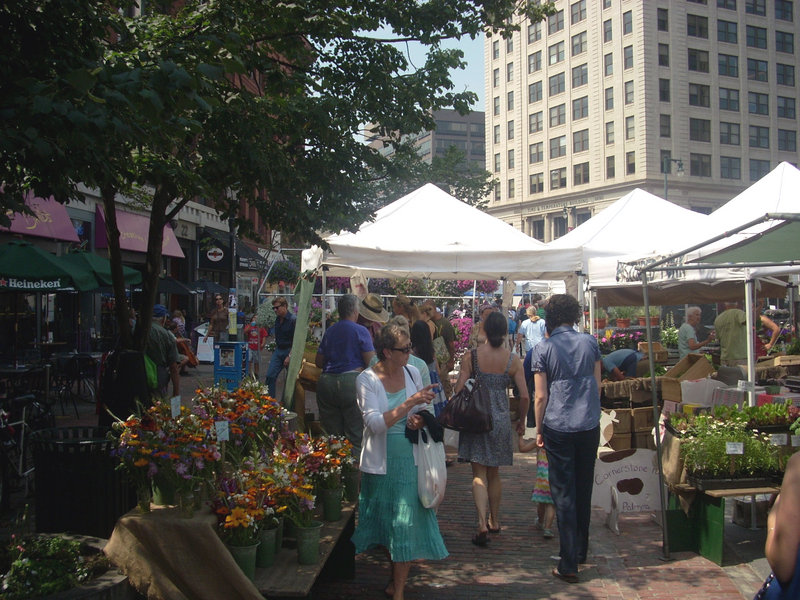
[542,424,600,576]
[265,348,290,399]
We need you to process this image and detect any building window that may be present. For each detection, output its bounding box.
[623,46,634,69]
[657,8,669,31]
[776,0,794,21]
[775,31,794,54]
[778,96,796,118]
[507,178,515,199]
[690,153,712,177]
[572,31,587,56]
[777,63,795,86]
[718,20,738,43]
[720,87,740,111]
[719,54,739,77]
[689,83,710,107]
[660,114,671,137]
[529,142,544,163]
[550,167,567,190]
[719,0,737,10]
[529,81,542,103]
[605,87,614,110]
[493,96,500,116]
[747,59,768,82]
[492,40,500,60]
[606,121,615,144]
[607,155,616,178]
[528,21,542,43]
[604,19,613,43]
[660,149,673,173]
[494,153,500,172]
[573,96,589,120]
[549,104,566,127]
[550,135,567,158]
[659,78,670,102]
[574,162,590,185]
[507,91,514,111]
[746,0,766,16]
[625,115,635,139]
[687,14,709,38]
[493,124,500,144]
[549,41,565,65]
[720,156,741,179]
[506,62,514,82]
[603,0,612,8]
[749,125,770,148]
[530,173,544,194]
[720,122,741,145]
[532,219,544,240]
[493,68,499,87]
[626,151,635,174]
[624,80,634,104]
[689,117,711,142]
[778,129,797,151]
[604,53,613,76]
[571,0,587,23]
[506,38,513,53]
[750,159,770,181]
[507,120,515,140]
[746,26,767,49]
[528,51,542,74]
[748,91,769,114]
[658,44,669,67]
[494,182,500,201]
[548,9,564,34]
[507,148,515,169]
[573,129,589,152]
[549,72,565,96]
[688,49,709,73]
[529,111,543,133]
[572,63,588,88]
[623,10,633,34]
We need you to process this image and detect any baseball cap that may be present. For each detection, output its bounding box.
[152,304,169,318]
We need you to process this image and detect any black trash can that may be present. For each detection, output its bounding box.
[31,427,135,538]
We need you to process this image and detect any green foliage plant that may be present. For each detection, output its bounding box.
[660,311,679,348]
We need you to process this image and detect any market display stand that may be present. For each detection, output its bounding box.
[254,502,356,599]
[669,484,779,566]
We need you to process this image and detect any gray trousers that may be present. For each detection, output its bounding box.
[316,371,363,456]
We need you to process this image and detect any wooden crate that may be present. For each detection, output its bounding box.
[633,431,656,450]
[632,406,654,432]
[605,408,632,434]
[638,342,668,363]
[774,355,800,366]
[609,431,632,451]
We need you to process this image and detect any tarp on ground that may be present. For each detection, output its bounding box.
[301,183,580,280]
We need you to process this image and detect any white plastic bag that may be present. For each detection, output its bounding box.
[417,426,447,509]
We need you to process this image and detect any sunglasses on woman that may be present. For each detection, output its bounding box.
[391,345,412,354]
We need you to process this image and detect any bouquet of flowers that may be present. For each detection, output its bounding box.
[214,467,267,546]
[264,440,316,527]
[312,435,355,490]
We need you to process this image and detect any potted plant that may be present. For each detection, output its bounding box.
[638,306,661,327]
[593,307,608,329]
[660,312,679,350]
[609,306,637,328]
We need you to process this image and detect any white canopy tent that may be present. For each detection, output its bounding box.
[301,183,581,281]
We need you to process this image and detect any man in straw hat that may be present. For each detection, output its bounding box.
[357,293,389,342]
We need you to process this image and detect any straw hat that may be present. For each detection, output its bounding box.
[358,293,389,323]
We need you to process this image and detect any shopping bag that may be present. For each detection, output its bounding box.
[417,427,447,509]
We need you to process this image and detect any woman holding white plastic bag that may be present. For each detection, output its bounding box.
[352,324,448,600]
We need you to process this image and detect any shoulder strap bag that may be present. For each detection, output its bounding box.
[437,350,493,433]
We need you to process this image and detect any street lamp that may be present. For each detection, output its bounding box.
[662,156,684,201]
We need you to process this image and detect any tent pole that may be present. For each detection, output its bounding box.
[589,290,596,335]
[321,269,327,336]
[745,276,756,407]
[643,272,671,561]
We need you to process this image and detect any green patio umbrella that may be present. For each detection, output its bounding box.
[0,241,98,292]
[61,251,142,286]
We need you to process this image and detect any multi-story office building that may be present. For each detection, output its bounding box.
[486,0,800,241]
[366,109,486,168]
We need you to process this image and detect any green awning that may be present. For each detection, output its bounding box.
[698,220,800,264]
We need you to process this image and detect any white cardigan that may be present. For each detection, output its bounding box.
[356,364,425,474]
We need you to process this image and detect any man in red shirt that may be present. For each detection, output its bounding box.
[244,315,268,378]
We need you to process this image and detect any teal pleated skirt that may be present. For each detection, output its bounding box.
[352,432,449,562]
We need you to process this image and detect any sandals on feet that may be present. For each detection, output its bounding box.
[471,531,489,547]
[552,568,578,584]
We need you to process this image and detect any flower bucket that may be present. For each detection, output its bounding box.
[343,469,360,502]
[320,486,343,522]
[295,520,323,565]
[151,474,176,506]
[256,527,278,568]
[226,541,260,581]
[274,516,284,551]
[615,318,631,329]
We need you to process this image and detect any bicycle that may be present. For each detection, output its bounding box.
[0,393,55,511]
[52,354,97,417]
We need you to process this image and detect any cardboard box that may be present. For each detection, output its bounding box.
[638,341,668,363]
[661,354,715,402]
[661,400,681,418]
[632,406,654,432]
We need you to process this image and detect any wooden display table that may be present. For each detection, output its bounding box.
[254,502,355,599]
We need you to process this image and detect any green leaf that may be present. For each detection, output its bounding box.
[64,68,97,93]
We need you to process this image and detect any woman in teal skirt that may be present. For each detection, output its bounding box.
[353,324,448,600]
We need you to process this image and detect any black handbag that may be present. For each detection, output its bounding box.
[437,350,493,433]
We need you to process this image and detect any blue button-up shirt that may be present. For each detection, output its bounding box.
[531,325,601,433]
[272,312,296,350]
